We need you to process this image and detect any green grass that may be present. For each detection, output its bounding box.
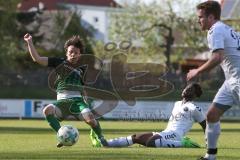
[0,120,239,160]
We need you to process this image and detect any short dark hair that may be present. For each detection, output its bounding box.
[197,1,221,20]
[64,35,85,54]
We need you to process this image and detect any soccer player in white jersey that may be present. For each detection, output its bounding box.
[104,83,206,148]
[187,1,240,160]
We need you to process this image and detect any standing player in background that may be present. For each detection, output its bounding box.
[187,1,240,160]
[105,83,206,148]
[23,33,107,148]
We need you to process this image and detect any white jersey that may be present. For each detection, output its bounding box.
[164,101,205,138]
[207,21,240,81]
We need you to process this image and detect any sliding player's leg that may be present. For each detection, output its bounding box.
[107,132,153,147]
[146,132,200,148]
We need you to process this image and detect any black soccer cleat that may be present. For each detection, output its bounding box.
[57,142,64,148]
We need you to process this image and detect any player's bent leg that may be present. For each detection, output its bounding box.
[146,133,189,148]
[43,104,55,115]
[106,133,153,147]
[81,108,107,147]
[145,134,183,148]
[43,104,61,133]
[132,132,154,146]
[145,134,161,147]
[81,108,99,127]
[107,135,134,147]
[89,129,102,147]
[207,104,225,122]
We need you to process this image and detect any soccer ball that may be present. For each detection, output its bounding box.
[57,125,79,146]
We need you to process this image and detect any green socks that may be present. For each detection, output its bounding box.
[92,121,103,138]
[46,115,61,132]
[46,114,102,139]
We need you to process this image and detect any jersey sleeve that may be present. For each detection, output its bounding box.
[208,26,224,53]
[48,57,65,68]
[77,65,87,85]
[192,105,205,123]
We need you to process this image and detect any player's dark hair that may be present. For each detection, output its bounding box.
[192,83,202,98]
[64,35,85,54]
[197,1,221,20]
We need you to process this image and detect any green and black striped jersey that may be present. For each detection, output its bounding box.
[48,57,86,93]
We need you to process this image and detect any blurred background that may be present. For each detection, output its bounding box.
[0,0,240,120]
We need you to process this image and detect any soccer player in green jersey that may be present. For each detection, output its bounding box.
[24,33,107,147]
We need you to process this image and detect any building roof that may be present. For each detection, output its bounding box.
[18,0,119,12]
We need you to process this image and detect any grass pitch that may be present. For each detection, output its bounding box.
[0,120,239,160]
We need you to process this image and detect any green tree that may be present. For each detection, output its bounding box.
[0,0,45,70]
[53,12,95,55]
[0,0,23,69]
[108,0,206,67]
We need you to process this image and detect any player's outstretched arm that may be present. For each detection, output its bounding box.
[187,51,224,81]
[23,33,48,66]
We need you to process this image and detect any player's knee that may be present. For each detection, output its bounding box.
[43,105,55,116]
[85,118,97,127]
[146,135,161,147]
[82,109,97,127]
[146,139,155,147]
[207,104,226,122]
[206,112,214,122]
[206,109,220,122]
[132,133,147,144]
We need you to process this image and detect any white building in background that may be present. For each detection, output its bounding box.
[64,4,117,42]
[18,0,120,42]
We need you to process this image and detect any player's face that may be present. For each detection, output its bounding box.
[197,9,211,31]
[181,85,195,101]
[66,45,81,64]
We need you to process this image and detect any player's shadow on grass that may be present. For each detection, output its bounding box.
[0,152,200,160]
[1,127,240,134]
[0,151,239,160]
[0,127,88,134]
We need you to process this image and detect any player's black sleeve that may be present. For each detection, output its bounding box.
[48,57,65,68]
[78,65,87,85]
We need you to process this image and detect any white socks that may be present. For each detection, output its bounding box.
[107,135,183,148]
[204,154,216,160]
[206,121,221,148]
[107,136,133,147]
[204,121,221,159]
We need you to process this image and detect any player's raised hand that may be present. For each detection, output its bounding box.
[187,69,199,81]
[23,33,32,43]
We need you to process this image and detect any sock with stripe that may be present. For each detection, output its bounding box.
[107,136,133,147]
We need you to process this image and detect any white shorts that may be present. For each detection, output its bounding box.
[213,80,240,109]
[153,130,182,141]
